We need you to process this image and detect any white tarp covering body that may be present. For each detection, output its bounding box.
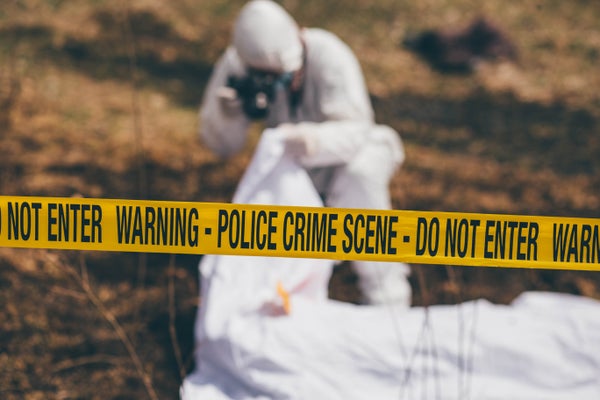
[181,129,600,400]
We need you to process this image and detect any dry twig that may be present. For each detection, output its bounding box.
[46,252,159,400]
[168,254,187,382]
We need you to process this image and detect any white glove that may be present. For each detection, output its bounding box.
[280,124,318,160]
[216,86,243,117]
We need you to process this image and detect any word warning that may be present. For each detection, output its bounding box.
[0,196,598,271]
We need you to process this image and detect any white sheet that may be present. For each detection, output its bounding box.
[181,128,600,400]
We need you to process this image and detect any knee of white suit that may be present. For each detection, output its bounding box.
[352,261,412,307]
[324,125,404,210]
[343,125,403,186]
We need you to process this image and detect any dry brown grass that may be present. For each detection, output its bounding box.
[1,0,599,398]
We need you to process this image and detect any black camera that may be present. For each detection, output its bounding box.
[226,70,292,120]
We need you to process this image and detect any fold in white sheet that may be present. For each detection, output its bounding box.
[182,128,600,400]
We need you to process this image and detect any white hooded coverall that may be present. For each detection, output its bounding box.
[199,0,411,306]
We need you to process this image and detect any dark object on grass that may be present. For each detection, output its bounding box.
[403,16,518,73]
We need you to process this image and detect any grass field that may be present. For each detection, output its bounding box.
[1,1,599,398]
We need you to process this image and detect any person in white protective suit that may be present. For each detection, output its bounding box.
[199,0,411,306]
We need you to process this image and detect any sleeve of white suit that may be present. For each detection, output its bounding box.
[199,47,251,158]
[286,31,376,168]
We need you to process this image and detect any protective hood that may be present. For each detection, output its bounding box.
[233,0,303,73]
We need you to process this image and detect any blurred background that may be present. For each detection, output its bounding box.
[1,0,599,398]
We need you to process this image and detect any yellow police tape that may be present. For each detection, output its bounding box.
[0,196,598,271]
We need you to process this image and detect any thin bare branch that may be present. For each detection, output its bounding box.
[168,254,187,382]
[47,253,159,400]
